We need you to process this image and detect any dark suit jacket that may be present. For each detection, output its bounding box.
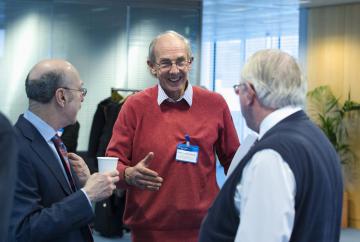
[0,113,17,242]
[8,115,94,242]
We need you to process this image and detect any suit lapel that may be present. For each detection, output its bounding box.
[16,115,73,195]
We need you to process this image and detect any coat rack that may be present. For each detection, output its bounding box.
[111,87,141,93]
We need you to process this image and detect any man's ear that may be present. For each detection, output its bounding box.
[54,88,66,107]
[187,57,194,71]
[147,60,157,76]
[245,83,256,105]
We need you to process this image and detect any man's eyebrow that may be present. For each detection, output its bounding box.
[159,57,186,61]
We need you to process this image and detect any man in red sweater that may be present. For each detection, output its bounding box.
[106,30,239,242]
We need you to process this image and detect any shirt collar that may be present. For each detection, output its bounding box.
[258,106,302,140]
[23,110,57,142]
[157,82,193,106]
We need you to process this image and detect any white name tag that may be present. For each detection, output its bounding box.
[176,143,199,163]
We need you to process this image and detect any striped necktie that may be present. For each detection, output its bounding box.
[52,134,94,242]
[52,134,76,192]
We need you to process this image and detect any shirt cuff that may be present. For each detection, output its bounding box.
[80,188,93,208]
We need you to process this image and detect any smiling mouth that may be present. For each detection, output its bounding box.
[169,76,182,83]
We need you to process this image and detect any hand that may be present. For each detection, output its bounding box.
[68,152,90,186]
[83,170,119,202]
[125,152,163,191]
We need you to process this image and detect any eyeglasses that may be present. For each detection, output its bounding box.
[233,84,241,95]
[154,58,192,71]
[61,87,87,96]
[233,83,246,95]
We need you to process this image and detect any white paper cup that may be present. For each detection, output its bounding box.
[97,157,118,173]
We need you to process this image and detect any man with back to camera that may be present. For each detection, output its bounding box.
[106,30,240,242]
[199,49,343,242]
[8,59,120,242]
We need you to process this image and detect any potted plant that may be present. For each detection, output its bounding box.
[307,85,360,228]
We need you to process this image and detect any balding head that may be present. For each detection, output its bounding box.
[26,59,77,103]
[148,30,192,65]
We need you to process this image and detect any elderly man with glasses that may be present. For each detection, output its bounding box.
[106,30,240,242]
[8,59,119,242]
[199,49,343,242]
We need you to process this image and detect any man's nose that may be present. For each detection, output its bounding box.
[169,63,180,73]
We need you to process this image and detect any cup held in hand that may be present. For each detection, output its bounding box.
[97,157,118,173]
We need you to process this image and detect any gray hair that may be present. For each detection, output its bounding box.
[25,70,65,103]
[240,49,306,109]
[148,30,193,64]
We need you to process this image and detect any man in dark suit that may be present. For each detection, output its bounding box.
[0,112,17,242]
[8,59,120,242]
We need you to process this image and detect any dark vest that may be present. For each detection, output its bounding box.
[199,111,343,242]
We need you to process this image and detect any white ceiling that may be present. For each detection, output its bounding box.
[202,0,360,40]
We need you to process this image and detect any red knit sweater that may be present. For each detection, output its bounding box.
[107,85,239,241]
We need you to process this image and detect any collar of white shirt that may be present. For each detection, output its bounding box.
[157,82,193,106]
[258,106,302,140]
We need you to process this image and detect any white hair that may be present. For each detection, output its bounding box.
[240,49,306,108]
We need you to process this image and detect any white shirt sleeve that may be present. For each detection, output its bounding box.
[234,149,296,242]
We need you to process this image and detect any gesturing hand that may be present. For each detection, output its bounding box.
[124,152,163,191]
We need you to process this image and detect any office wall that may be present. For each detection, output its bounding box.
[307,3,360,228]
[0,1,200,150]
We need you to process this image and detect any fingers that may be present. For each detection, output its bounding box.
[110,183,117,191]
[140,173,163,183]
[111,175,120,183]
[136,179,162,191]
[68,159,81,168]
[107,170,119,177]
[68,152,81,160]
[104,170,119,183]
[129,170,163,191]
[132,167,163,183]
[140,184,160,191]
[100,171,120,183]
[138,166,160,178]
[67,153,84,167]
[139,152,154,167]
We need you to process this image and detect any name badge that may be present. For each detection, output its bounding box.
[176,143,199,163]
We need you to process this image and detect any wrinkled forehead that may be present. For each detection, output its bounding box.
[153,35,188,59]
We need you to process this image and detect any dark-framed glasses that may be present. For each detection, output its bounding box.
[155,57,192,71]
[61,87,87,96]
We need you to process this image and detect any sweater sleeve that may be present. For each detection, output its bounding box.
[106,99,136,188]
[215,98,240,173]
